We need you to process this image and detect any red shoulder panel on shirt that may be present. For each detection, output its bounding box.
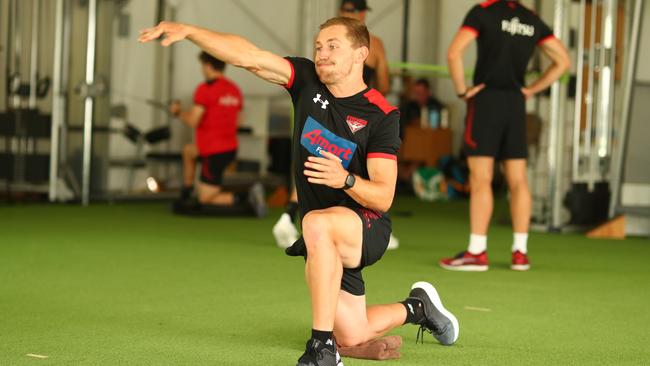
[363,89,398,115]
[480,0,500,8]
[284,59,295,89]
[538,34,556,45]
[461,25,479,36]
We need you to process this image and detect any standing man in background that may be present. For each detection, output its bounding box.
[441,0,570,271]
[273,0,399,250]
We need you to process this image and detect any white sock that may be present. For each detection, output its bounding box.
[512,232,528,254]
[467,234,487,254]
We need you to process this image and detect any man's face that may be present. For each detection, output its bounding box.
[314,25,361,85]
[413,84,430,106]
[200,62,213,80]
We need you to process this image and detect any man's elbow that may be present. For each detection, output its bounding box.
[447,49,461,64]
[377,194,395,213]
[560,55,571,73]
[188,117,201,128]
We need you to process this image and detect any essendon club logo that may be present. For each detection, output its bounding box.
[301,116,357,169]
[346,115,368,133]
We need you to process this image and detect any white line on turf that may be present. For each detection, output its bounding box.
[464,306,491,312]
[26,354,49,359]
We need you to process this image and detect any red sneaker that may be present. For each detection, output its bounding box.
[511,251,530,271]
[439,251,488,272]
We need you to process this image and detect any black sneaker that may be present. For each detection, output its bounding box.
[407,281,459,346]
[247,182,267,218]
[285,237,307,258]
[296,338,343,366]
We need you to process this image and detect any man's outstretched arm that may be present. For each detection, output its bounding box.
[139,22,292,86]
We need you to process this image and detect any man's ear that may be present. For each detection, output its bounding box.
[356,46,369,64]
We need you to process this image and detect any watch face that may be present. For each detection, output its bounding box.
[345,174,355,188]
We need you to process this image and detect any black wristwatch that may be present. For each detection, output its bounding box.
[457,89,468,99]
[343,174,356,190]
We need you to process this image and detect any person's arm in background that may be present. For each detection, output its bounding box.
[139,22,291,86]
[169,101,203,128]
[447,28,485,100]
[521,38,571,99]
[372,36,391,96]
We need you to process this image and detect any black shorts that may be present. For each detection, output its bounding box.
[462,88,527,160]
[341,207,391,296]
[199,150,236,186]
[288,207,391,296]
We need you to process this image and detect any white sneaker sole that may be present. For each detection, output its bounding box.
[511,264,530,271]
[336,351,344,366]
[411,281,460,344]
[439,263,488,272]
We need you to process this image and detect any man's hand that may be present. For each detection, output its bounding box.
[169,100,181,116]
[304,150,348,189]
[139,21,191,47]
[462,83,486,100]
[521,87,534,100]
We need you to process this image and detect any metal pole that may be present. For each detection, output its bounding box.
[553,0,570,229]
[609,0,644,218]
[401,0,410,63]
[572,0,586,182]
[81,0,98,206]
[594,0,617,163]
[547,0,568,229]
[28,0,40,109]
[4,0,13,110]
[60,0,71,166]
[11,0,22,108]
[49,0,64,201]
[584,0,598,187]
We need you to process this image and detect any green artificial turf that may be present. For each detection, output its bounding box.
[0,197,648,365]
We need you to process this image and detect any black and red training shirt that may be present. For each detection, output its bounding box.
[283,57,401,217]
[462,0,555,89]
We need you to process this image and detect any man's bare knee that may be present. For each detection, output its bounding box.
[470,173,492,188]
[197,195,211,205]
[336,335,366,348]
[508,176,529,192]
[302,212,332,249]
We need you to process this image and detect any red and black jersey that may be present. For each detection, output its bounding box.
[284,57,401,217]
[193,77,243,156]
[462,0,555,89]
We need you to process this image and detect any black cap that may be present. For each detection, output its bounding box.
[340,0,371,12]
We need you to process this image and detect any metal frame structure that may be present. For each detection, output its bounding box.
[608,0,645,217]
[540,0,638,231]
[81,0,98,206]
[546,0,570,229]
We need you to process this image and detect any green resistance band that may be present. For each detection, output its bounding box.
[389,62,570,84]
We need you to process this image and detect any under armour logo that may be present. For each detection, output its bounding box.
[313,93,329,109]
[326,339,333,346]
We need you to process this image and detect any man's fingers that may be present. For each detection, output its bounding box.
[304,161,330,172]
[161,36,175,47]
[307,177,328,185]
[318,150,342,162]
[307,156,334,168]
[138,27,163,43]
[303,169,326,179]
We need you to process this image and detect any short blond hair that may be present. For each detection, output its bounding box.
[319,17,370,49]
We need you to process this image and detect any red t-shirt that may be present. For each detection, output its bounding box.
[193,77,243,155]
